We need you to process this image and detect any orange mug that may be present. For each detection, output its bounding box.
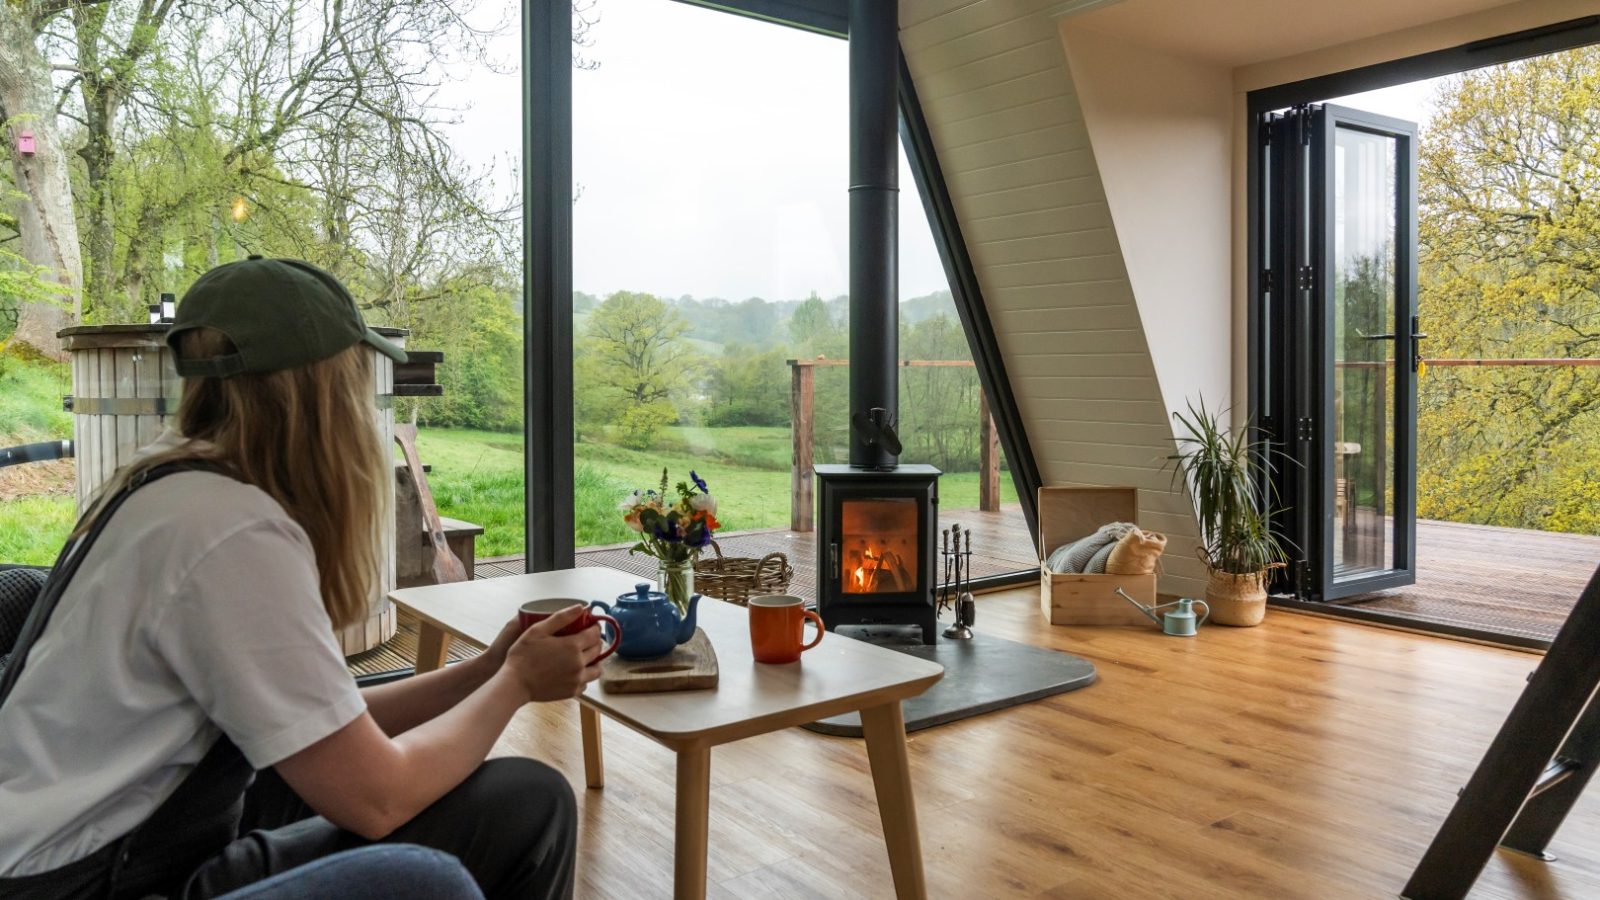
[518,598,622,663]
[749,594,824,664]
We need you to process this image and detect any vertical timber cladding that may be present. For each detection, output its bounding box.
[898,0,1206,597]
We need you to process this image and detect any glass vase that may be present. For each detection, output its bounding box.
[658,559,695,615]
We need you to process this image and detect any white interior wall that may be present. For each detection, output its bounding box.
[1057,25,1234,428]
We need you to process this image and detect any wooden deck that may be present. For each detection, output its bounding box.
[479,503,1039,601]
[1334,519,1600,644]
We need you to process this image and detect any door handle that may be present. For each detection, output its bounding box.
[1356,329,1395,340]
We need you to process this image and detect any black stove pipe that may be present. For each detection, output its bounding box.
[848,0,898,470]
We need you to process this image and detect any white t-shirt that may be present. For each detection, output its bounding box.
[0,432,367,876]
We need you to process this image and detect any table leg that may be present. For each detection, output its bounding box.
[860,701,928,900]
[674,747,711,900]
[414,622,451,674]
[580,703,605,789]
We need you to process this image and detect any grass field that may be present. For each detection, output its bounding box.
[416,427,1016,557]
[0,393,1016,563]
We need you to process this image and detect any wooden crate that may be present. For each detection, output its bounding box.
[1038,485,1158,626]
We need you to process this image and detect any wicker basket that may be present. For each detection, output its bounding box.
[693,541,794,606]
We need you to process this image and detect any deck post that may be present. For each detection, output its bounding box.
[980,391,999,512]
[791,361,815,532]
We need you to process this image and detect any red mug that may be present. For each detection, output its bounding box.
[518,598,622,663]
[749,594,824,664]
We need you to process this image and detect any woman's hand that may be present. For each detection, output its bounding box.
[501,605,605,702]
[476,616,524,674]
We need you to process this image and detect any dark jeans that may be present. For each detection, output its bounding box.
[216,846,483,900]
[182,758,576,900]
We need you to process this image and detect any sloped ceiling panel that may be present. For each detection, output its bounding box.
[900,0,1207,595]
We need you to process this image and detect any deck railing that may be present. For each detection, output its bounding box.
[787,358,1000,532]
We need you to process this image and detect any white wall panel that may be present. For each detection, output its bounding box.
[901,0,1205,597]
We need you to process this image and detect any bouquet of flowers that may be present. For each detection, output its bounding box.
[621,469,720,611]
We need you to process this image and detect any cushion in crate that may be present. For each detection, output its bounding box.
[1044,522,1136,574]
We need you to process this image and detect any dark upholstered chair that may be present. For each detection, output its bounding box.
[0,567,49,677]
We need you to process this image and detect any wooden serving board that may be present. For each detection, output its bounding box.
[599,628,719,694]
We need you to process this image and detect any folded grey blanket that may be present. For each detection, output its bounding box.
[1045,522,1137,574]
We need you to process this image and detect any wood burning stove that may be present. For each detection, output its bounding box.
[812,0,940,644]
[816,464,939,643]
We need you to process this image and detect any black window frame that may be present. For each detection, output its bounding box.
[522,0,1045,570]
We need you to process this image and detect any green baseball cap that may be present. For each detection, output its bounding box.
[166,255,407,378]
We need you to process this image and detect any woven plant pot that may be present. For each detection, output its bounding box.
[1205,570,1268,626]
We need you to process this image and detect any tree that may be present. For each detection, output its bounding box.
[0,0,84,357]
[1,0,570,354]
[787,291,842,356]
[706,342,787,427]
[899,313,983,471]
[576,291,696,445]
[1415,46,1600,535]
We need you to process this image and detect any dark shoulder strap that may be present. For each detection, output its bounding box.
[0,460,232,708]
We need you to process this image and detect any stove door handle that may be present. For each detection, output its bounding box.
[829,541,839,579]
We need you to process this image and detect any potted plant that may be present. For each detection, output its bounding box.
[1168,400,1288,626]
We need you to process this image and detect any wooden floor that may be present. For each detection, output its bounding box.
[481,504,1039,601]
[1336,519,1600,643]
[489,586,1599,899]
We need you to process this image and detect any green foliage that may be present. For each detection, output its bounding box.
[1415,46,1600,536]
[616,402,678,450]
[899,313,984,471]
[390,283,522,432]
[0,496,75,567]
[576,291,698,445]
[1169,400,1288,575]
[0,356,71,441]
[705,343,788,427]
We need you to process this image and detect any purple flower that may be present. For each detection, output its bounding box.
[690,470,708,493]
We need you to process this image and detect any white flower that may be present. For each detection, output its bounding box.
[618,490,644,512]
[689,492,717,515]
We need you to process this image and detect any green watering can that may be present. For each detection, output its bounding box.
[1115,588,1209,637]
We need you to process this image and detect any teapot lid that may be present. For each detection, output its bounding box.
[621,582,667,604]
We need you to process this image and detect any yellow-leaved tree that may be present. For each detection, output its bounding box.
[1417,46,1600,535]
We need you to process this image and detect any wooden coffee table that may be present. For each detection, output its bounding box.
[389,567,945,899]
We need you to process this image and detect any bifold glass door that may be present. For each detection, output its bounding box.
[1260,104,1419,601]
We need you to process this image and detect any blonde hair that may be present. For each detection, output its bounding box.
[82,329,390,630]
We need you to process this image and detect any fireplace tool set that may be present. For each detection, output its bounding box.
[939,524,976,640]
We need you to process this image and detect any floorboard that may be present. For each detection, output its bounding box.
[490,586,1600,899]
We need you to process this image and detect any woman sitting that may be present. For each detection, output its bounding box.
[0,257,602,900]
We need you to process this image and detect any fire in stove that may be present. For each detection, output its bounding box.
[850,545,910,593]
[841,498,918,595]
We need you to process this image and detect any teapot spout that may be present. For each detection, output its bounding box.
[676,593,701,643]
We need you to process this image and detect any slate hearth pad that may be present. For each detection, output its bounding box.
[802,625,1096,737]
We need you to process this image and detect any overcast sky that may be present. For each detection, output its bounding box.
[438,0,949,303]
[437,1,1443,303]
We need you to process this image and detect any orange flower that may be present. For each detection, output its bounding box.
[695,510,721,531]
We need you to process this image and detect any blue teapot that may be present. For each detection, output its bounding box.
[591,583,701,660]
